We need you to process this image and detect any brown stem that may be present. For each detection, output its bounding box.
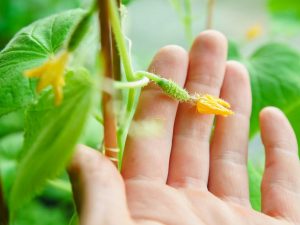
[206,0,215,29]
[99,0,120,167]
[0,176,8,225]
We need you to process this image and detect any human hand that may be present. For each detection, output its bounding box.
[68,31,300,225]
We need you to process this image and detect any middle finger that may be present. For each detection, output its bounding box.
[168,30,227,189]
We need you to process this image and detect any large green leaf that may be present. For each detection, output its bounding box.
[13,200,70,225]
[228,40,242,60]
[268,0,300,34]
[0,111,24,138]
[0,0,80,49]
[268,0,300,22]
[0,133,23,161]
[0,9,85,117]
[246,43,300,209]
[247,43,300,150]
[248,162,263,211]
[10,69,95,214]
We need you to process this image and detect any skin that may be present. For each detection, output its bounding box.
[68,30,300,225]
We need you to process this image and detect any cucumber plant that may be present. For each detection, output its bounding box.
[0,0,300,224]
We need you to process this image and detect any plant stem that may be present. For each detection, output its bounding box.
[99,0,119,167]
[183,0,193,45]
[107,0,140,167]
[206,0,215,29]
[135,71,162,82]
[0,175,8,225]
[169,0,193,45]
[99,0,113,79]
[108,0,136,81]
[112,0,122,81]
[113,77,149,89]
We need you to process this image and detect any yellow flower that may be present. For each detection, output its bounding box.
[246,24,263,41]
[24,51,70,105]
[194,94,234,117]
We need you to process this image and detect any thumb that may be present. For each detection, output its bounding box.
[68,145,132,225]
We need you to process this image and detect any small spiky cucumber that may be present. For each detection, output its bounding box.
[156,78,190,102]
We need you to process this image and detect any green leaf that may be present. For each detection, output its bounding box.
[79,115,103,149]
[0,9,86,117]
[0,133,23,160]
[122,0,135,5]
[0,0,80,49]
[247,43,300,152]
[268,0,300,34]
[13,200,70,225]
[228,40,241,60]
[268,0,300,22]
[10,69,95,214]
[0,111,24,138]
[248,162,263,211]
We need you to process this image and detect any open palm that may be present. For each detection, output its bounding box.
[68,31,300,225]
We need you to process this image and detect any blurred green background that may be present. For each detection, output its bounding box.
[1,0,300,224]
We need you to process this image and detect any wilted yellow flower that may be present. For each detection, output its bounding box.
[246,24,263,41]
[194,94,234,116]
[24,51,70,105]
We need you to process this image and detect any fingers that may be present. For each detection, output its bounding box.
[122,45,188,182]
[260,107,300,222]
[168,30,227,189]
[208,61,252,207]
[68,145,131,225]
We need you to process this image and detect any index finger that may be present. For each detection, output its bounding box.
[121,45,188,183]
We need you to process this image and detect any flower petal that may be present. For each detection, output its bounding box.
[24,51,69,105]
[195,94,234,116]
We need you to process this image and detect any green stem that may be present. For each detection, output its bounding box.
[169,0,182,16]
[93,111,103,124]
[135,71,162,82]
[119,72,163,142]
[108,0,135,81]
[169,0,193,45]
[107,0,139,166]
[183,0,193,45]
[114,77,149,89]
